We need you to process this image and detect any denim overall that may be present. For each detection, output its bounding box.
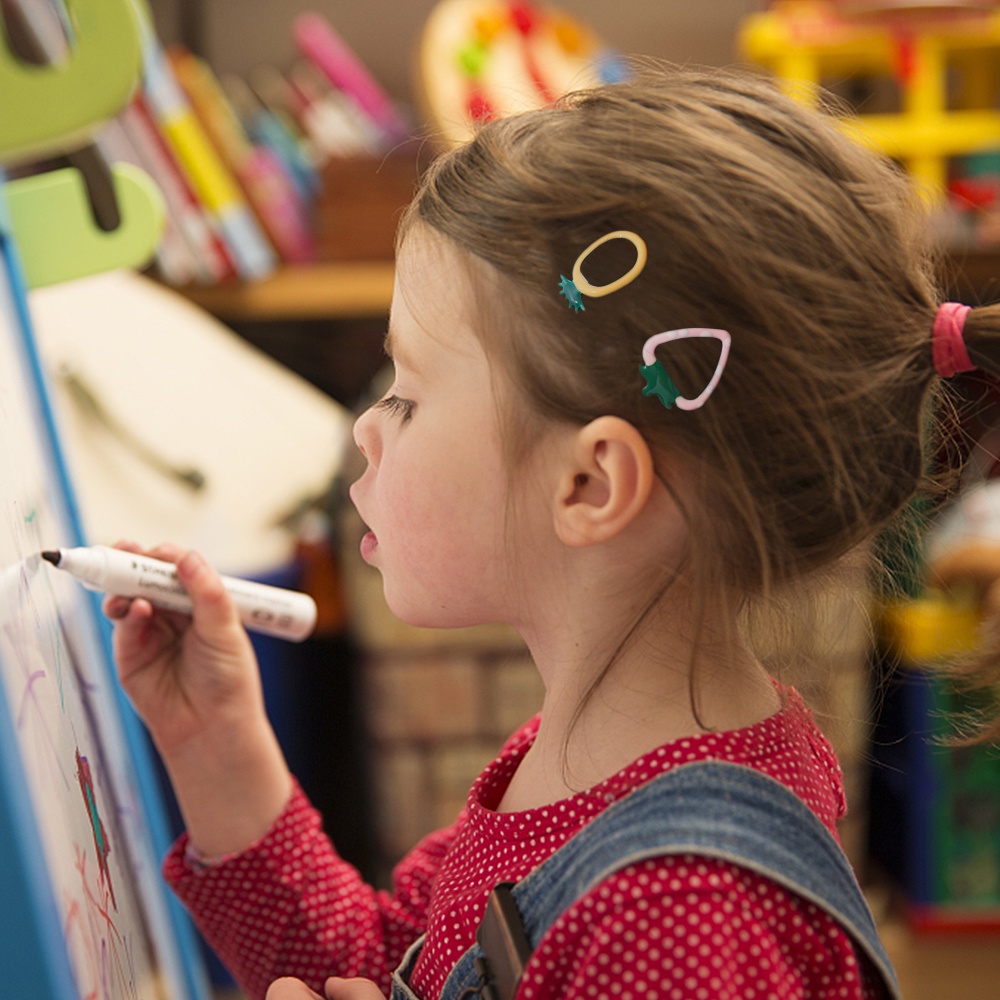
[390,761,900,1000]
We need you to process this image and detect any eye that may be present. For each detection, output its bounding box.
[374,394,415,423]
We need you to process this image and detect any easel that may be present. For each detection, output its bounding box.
[0,0,165,286]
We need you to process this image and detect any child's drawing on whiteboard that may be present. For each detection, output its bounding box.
[77,749,118,911]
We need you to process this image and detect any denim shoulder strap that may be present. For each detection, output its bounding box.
[435,760,900,1000]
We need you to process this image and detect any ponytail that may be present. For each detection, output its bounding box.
[927,302,1000,742]
[959,302,1000,377]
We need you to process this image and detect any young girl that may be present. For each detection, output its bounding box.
[107,64,1000,1000]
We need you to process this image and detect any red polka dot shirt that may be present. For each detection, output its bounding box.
[164,686,884,999]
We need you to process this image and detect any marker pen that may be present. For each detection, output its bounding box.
[41,545,317,642]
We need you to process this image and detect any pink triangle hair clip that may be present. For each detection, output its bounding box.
[639,328,731,410]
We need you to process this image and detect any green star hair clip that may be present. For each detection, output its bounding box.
[559,230,647,312]
[639,328,731,410]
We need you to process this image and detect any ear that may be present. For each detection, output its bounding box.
[553,416,655,547]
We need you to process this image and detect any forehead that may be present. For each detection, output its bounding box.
[389,230,485,366]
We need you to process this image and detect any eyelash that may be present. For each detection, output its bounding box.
[375,394,415,422]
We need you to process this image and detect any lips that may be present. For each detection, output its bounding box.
[360,530,378,562]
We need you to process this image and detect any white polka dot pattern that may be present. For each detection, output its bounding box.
[164,687,884,1000]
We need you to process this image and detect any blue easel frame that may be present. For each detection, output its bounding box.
[0,182,210,1000]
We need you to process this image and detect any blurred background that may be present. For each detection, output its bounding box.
[5,2,1000,997]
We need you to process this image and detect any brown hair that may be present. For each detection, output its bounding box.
[401,63,1000,740]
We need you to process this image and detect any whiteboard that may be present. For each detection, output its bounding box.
[0,187,208,1000]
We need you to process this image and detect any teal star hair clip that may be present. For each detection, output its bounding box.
[560,230,647,312]
[559,275,585,311]
[639,328,731,411]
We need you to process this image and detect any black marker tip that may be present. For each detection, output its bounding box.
[41,550,61,566]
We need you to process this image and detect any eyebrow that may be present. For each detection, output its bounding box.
[383,328,419,374]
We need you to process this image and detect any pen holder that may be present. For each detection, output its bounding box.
[315,149,425,261]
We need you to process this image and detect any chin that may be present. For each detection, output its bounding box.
[384,592,494,632]
[390,609,472,631]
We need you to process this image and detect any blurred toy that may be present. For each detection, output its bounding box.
[927,479,1000,612]
[872,474,1000,930]
[740,1,1000,197]
[417,0,628,149]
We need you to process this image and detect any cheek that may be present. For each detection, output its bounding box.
[375,455,468,556]
[375,473,506,625]
[376,448,506,575]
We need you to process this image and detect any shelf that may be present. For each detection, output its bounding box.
[175,249,1000,325]
[179,261,395,321]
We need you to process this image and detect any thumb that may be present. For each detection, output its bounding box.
[176,551,241,638]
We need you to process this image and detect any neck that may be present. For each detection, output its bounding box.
[500,580,781,812]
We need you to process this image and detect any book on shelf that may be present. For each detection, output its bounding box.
[90,10,416,287]
[139,33,278,283]
[169,46,315,266]
[107,93,237,285]
[222,71,322,207]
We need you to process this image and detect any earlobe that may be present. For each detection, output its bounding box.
[554,417,655,547]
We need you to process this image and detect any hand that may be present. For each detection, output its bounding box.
[266,977,386,1000]
[104,541,292,856]
[103,542,264,757]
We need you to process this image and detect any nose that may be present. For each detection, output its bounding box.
[353,404,380,464]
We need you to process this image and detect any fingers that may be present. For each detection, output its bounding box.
[110,539,186,565]
[103,593,139,621]
[103,542,240,640]
[264,976,386,1000]
[101,544,156,632]
[147,541,186,564]
[104,541,184,621]
[324,978,386,1000]
[265,978,325,1000]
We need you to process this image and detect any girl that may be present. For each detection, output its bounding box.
[107,65,1000,1000]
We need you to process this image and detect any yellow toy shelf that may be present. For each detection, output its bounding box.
[739,1,1000,195]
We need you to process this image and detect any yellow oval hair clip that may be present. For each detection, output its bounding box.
[559,230,647,312]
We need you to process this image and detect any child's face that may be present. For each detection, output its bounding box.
[350,235,535,629]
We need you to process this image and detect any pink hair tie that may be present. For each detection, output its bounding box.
[932,302,974,378]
